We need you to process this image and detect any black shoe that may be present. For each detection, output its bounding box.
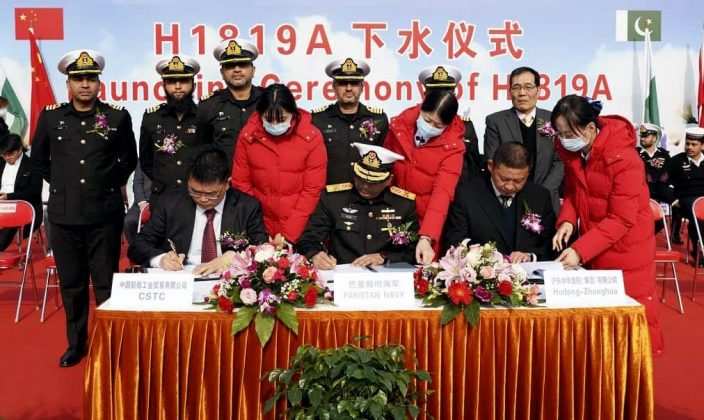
[59,347,85,368]
[672,235,683,245]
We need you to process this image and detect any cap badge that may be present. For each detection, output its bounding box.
[433,66,449,81]
[168,56,185,72]
[76,52,95,69]
[341,58,358,74]
[361,151,381,168]
[225,40,242,56]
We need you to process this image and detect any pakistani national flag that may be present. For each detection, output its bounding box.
[615,10,661,41]
[1,76,27,138]
[643,22,660,129]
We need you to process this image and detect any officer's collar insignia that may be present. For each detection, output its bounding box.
[76,52,95,69]
[343,207,358,214]
[225,41,242,56]
[168,56,185,72]
[432,66,449,81]
[344,221,354,226]
[361,151,381,168]
[341,58,358,74]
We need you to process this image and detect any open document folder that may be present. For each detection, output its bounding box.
[318,262,417,286]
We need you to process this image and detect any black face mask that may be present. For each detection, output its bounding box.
[165,92,195,114]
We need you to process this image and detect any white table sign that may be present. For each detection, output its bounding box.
[110,273,194,311]
[543,270,629,308]
[334,271,415,309]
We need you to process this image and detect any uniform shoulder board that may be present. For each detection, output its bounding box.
[326,182,353,193]
[365,105,384,114]
[200,89,220,101]
[145,103,164,114]
[44,103,66,111]
[461,115,471,122]
[311,104,332,114]
[390,186,416,200]
[107,103,125,111]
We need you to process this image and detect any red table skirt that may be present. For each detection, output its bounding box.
[85,306,653,419]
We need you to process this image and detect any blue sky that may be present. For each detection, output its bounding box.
[1,0,702,148]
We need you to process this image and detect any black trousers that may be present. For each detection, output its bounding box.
[50,219,123,349]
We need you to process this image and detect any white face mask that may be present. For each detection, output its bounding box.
[559,136,589,152]
[415,117,444,146]
[262,119,290,136]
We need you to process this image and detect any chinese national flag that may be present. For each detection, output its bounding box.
[15,8,63,40]
[28,30,56,143]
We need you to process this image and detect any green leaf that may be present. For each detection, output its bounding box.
[287,388,302,406]
[308,388,323,407]
[231,306,257,335]
[276,303,299,334]
[440,304,461,325]
[263,396,277,414]
[408,405,420,418]
[464,301,481,327]
[254,312,276,347]
[391,405,406,420]
[412,370,432,383]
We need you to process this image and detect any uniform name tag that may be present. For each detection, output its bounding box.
[334,270,416,309]
[543,270,628,308]
[110,273,194,311]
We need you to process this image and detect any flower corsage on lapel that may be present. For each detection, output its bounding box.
[537,118,558,142]
[155,134,184,155]
[520,201,545,235]
[218,231,250,252]
[387,221,418,246]
[359,119,380,140]
[86,109,116,139]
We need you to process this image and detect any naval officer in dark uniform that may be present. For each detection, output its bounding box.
[297,143,418,268]
[31,49,138,367]
[419,65,484,180]
[196,39,262,166]
[311,58,388,184]
[140,55,204,205]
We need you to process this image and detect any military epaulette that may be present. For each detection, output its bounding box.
[145,103,164,114]
[311,104,332,114]
[107,103,125,111]
[326,182,353,193]
[461,115,471,122]
[365,105,384,114]
[200,89,219,101]
[44,103,66,111]
[390,186,416,200]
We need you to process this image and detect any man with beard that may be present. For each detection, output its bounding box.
[197,39,261,166]
[140,55,203,206]
[31,49,137,367]
[312,58,388,184]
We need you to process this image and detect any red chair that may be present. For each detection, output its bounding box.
[691,197,704,300]
[0,200,38,322]
[650,200,684,313]
[39,254,59,322]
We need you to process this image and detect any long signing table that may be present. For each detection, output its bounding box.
[84,301,653,419]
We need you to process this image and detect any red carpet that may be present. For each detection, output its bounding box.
[0,238,703,419]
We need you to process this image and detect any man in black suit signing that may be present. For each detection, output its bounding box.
[444,142,556,262]
[128,147,268,276]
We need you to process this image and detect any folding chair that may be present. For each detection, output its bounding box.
[126,204,151,273]
[40,253,59,322]
[691,197,704,301]
[649,200,684,313]
[0,200,38,322]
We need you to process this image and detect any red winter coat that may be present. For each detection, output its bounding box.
[385,104,465,242]
[556,115,662,352]
[232,110,326,243]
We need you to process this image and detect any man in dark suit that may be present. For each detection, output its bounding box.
[444,142,556,262]
[128,147,268,276]
[0,133,43,250]
[484,66,563,212]
[31,50,138,367]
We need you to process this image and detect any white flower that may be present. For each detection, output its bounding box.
[254,243,276,262]
[240,288,257,305]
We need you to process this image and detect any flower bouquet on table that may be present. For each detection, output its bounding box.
[207,242,328,347]
[413,240,540,327]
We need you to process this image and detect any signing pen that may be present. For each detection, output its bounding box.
[167,238,184,269]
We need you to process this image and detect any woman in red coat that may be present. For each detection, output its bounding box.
[385,89,465,263]
[551,95,663,353]
[232,84,326,244]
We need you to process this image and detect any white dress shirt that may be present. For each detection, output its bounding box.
[515,108,536,126]
[150,198,226,267]
[0,152,22,194]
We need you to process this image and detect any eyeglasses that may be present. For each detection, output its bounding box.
[510,84,538,93]
[188,183,227,200]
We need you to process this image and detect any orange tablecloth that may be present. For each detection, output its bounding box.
[84,306,653,419]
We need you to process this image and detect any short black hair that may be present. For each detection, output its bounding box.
[492,142,532,169]
[510,66,540,86]
[256,83,298,123]
[188,147,230,184]
[420,89,458,125]
[550,94,603,134]
[0,133,24,155]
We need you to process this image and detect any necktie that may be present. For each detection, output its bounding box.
[522,115,534,127]
[499,195,512,208]
[201,208,217,263]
